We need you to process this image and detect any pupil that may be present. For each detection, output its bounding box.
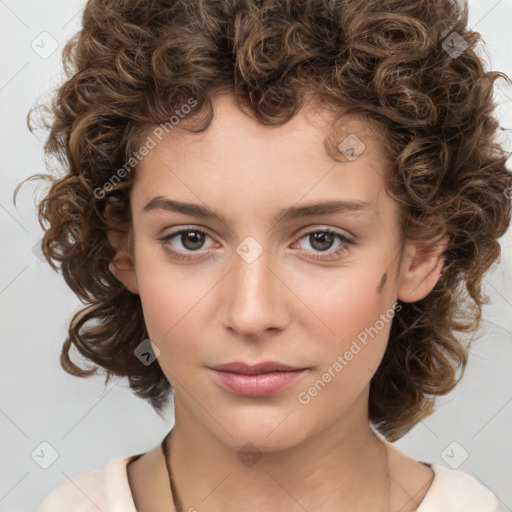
[311,232,334,251]
[182,231,204,250]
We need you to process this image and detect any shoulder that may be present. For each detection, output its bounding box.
[38,455,138,512]
[418,464,500,512]
[38,467,108,512]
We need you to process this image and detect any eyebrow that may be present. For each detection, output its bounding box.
[141,196,374,224]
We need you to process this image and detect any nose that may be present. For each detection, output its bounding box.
[222,243,289,339]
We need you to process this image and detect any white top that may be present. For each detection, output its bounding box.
[38,450,500,512]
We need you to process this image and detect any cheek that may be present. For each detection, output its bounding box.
[298,269,393,380]
[135,264,206,372]
[135,241,207,327]
[295,268,391,340]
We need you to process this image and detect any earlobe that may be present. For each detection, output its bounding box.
[397,236,448,303]
[106,229,139,295]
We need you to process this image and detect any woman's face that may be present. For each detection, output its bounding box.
[122,93,415,451]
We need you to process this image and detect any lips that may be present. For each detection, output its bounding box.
[208,361,307,397]
[210,361,303,375]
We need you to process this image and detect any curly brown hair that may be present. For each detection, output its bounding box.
[15,0,512,442]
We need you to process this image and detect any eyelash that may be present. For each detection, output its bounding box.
[159,226,356,262]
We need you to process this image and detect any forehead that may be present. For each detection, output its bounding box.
[132,93,393,224]
[141,92,385,165]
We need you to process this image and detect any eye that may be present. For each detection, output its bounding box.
[159,227,216,260]
[292,228,355,261]
[159,226,356,262]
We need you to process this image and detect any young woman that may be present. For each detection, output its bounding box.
[20,0,510,510]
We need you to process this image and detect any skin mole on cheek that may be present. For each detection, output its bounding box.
[377,272,388,294]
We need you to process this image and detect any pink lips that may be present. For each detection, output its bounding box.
[209,361,307,397]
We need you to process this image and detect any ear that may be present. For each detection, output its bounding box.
[397,235,448,303]
[106,228,139,295]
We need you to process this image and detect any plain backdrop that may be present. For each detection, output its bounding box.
[1,1,511,511]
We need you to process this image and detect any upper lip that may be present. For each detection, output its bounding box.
[210,361,305,375]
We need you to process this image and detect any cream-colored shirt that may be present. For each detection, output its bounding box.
[38,447,500,512]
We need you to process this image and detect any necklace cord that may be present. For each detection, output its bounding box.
[162,430,183,512]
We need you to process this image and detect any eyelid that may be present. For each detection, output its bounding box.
[160,224,216,239]
[294,224,355,241]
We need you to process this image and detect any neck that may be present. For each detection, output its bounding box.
[166,396,393,512]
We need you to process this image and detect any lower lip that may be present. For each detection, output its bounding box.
[209,369,307,397]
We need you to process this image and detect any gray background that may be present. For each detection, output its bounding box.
[1,1,511,510]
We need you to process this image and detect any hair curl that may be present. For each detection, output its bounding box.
[15,0,512,441]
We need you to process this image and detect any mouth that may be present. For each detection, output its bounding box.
[208,361,308,397]
[210,361,305,374]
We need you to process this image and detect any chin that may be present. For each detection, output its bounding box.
[210,412,311,454]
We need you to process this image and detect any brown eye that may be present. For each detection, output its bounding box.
[308,232,336,251]
[179,230,206,250]
[294,228,356,262]
[159,228,216,260]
